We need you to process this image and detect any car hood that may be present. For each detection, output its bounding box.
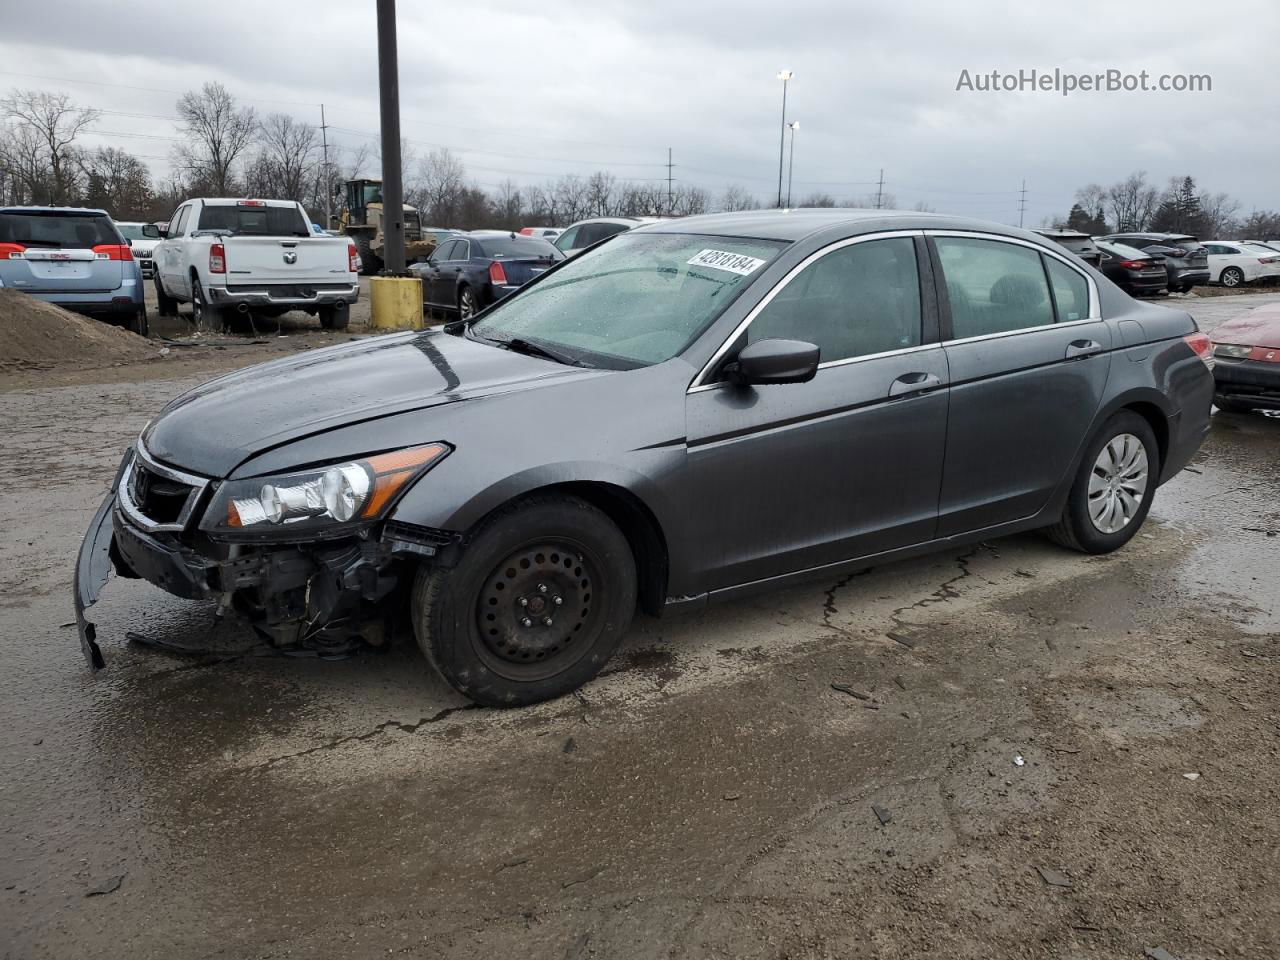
[142,330,603,477]
[1210,303,1280,349]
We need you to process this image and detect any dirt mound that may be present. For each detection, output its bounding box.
[0,288,159,370]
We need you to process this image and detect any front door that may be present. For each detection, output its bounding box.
[931,234,1112,535]
[683,234,950,593]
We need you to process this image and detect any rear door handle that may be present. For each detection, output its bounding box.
[888,371,943,397]
[1065,339,1103,359]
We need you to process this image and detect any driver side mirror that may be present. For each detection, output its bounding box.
[143,223,162,239]
[724,338,820,386]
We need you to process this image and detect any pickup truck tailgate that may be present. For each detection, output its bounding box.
[224,237,352,287]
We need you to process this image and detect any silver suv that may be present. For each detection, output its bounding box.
[1100,232,1210,293]
[0,206,148,334]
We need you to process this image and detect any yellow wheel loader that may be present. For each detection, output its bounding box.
[337,179,437,275]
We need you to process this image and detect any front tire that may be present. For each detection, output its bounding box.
[412,495,637,707]
[154,275,178,317]
[1045,411,1160,554]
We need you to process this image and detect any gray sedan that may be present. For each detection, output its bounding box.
[77,210,1215,707]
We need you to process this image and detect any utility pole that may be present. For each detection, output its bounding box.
[320,103,331,229]
[375,0,405,274]
[666,147,674,216]
[874,168,885,209]
[785,121,799,208]
[1018,179,1027,227]
[775,71,793,208]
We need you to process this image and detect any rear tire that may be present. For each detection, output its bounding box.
[1220,266,1245,288]
[130,307,149,337]
[191,276,223,332]
[1044,411,1160,555]
[458,286,479,319]
[154,276,178,317]
[411,495,637,707]
[319,304,349,330]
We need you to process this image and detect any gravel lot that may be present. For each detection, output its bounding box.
[1,293,1277,959]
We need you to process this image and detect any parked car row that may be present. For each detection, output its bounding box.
[1036,227,1280,295]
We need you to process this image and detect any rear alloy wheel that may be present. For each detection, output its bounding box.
[458,286,479,319]
[1220,266,1245,288]
[412,495,637,707]
[1045,411,1159,554]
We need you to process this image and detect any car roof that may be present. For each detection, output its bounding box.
[1106,232,1197,240]
[198,198,299,207]
[1035,229,1092,239]
[0,205,109,216]
[634,208,1056,244]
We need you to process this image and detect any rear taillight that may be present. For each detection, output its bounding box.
[92,244,134,261]
[489,260,508,285]
[518,227,533,236]
[1167,247,1188,257]
[209,243,226,274]
[1184,332,1214,369]
[1118,260,1148,269]
[348,242,359,273]
[1259,257,1279,265]
[0,242,24,259]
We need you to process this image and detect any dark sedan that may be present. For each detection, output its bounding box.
[1095,239,1169,296]
[1100,232,1210,292]
[76,210,1215,708]
[410,232,563,318]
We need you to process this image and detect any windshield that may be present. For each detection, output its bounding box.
[481,237,562,258]
[470,232,786,368]
[116,224,145,241]
[196,204,310,237]
[0,211,118,248]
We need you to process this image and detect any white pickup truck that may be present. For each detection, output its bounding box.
[152,198,359,329]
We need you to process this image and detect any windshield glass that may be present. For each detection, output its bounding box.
[471,233,786,368]
[0,211,117,248]
[481,237,562,258]
[115,223,145,241]
[196,204,309,237]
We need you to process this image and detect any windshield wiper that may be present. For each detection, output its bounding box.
[502,337,590,367]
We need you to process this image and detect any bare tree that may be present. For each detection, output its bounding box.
[719,184,759,212]
[670,185,709,216]
[1,89,99,204]
[1074,183,1107,227]
[246,113,318,203]
[1199,191,1240,238]
[493,178,524,227]
[79,146,153,218]
[585,171,618,217]
[1105,171,1159,232]
[0,122,50,204]
[173,82,257,194]
[414,147,467,224]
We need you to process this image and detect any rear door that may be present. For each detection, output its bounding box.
[931,233,1112,535]
[0,210,126,295]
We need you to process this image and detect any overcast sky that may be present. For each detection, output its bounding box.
[3,0,1278,224]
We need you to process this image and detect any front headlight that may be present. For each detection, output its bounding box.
[1213,343,1252,359]
[200,443,449,537]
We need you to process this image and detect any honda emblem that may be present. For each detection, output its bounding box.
[283,251,298,265]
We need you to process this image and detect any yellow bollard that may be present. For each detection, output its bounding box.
[369,276,424,331]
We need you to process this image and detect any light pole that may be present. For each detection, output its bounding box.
[375,0,405,274]
[786,121,799,208]
[775,70,793,208]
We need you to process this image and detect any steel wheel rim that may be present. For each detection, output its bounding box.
[473,539,603,681]
[1088,432,1149,534]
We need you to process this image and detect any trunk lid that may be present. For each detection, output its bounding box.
[492,256,557,286]
[221,236,354,287]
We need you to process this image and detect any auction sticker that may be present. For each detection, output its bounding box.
[687,249,767,276]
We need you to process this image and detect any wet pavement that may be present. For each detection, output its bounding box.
[1,294,1278,959]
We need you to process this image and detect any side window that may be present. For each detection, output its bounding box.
[453,240,471,262]
[554,225,580,250]
[747,237,922,365]
[434,240,459,261]
[1044,256,1090,322]
[169,205,190,237]
[935,237,1055,339]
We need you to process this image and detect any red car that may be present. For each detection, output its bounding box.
[1211,303,1280,412]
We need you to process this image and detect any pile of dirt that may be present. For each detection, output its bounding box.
[0,288,159,370]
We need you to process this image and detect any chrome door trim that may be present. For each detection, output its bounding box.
[688,229,926,393]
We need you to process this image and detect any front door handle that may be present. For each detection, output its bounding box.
[888,371,943,397]
[1065,339,1103,359]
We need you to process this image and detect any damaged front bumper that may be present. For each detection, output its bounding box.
[73,489,458,670]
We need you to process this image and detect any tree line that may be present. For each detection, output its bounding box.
[1052,172,1280,240]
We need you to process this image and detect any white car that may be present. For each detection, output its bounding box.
[152,198,359,329]
[1203,240,1280,288]
[114,220,163,278]
[554,216,666,255]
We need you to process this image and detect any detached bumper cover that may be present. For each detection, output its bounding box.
[73,496,116,670]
